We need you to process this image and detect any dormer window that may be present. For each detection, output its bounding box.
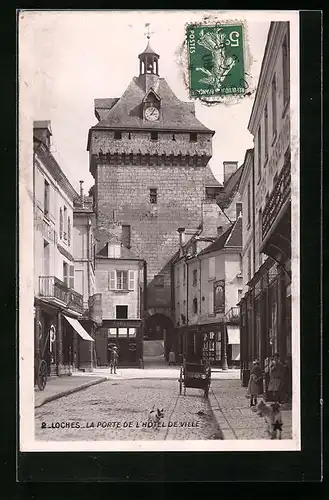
[190,133,197,142]
[114,131,122,140]
[108,244,121,258]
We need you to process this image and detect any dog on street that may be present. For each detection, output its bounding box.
[256,400,283,439]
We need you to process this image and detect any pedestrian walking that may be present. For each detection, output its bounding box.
[247,360,263,407]
[109,346,119,374]
[268,352,285,403]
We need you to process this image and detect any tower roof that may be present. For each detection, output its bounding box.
[138,41,159,58]
[90,77,214,134]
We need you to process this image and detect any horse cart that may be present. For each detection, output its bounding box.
[178,360,211,398]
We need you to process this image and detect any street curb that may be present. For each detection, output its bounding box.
[208,391,237,440]
[35,377,108,408]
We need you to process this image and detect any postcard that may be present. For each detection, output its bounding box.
[19,9,300,452]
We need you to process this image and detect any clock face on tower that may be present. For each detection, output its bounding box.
[145,106,160,121]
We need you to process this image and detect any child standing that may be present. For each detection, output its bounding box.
[247,360,263,407]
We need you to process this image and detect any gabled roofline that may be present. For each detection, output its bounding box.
[34,137,79,201]
[142,87,161,102]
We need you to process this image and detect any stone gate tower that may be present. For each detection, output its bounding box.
[87,39,219,352]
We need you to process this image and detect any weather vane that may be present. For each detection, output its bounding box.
[144,23,154,40]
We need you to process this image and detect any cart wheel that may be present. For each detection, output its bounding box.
[37,360,48,391]
[179,368,183,395]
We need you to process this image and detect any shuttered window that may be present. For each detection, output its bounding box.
[109,270,116,290]
[69,265,74,289]
[128,270,135,290]
[67,217,71,246]
[108,270,135,290]
[59,208,63,239]
[44,180,50,215]
[208,257,215,279]
[208,289,214,315]
[63,262,68,286]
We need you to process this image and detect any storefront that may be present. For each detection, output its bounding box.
[34,301,95,378]
[96,319,143,367]
[239,257,291,395]
[34,301,59,377]
[178,322,227,367]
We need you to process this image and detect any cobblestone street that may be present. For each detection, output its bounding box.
[35,378,222,441]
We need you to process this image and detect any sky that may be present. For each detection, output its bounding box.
[20,10,272,194]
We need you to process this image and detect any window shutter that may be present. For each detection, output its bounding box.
[209,257,215,279]
[67,217,71,246]
[128,270,135,290]
[69,265,74,289]
[109,270,116,290]
[48,185,55,221]
[209,289,214,315]
[63,262,68,285]
[59,208,63,239]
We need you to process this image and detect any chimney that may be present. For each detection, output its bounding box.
[223,161,239,184]
[79,180,84,207]
[177,227,185,257]
[201,201,221,238]
[33,120,52,149]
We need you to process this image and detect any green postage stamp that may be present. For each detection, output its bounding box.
[186,24,246,98]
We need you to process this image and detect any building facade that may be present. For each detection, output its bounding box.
[73,184,102,371]
[173,164,243,368]
[94,237,144,367]
[239,22,292,395]
[87,40,220,356]
[33,121,94,379]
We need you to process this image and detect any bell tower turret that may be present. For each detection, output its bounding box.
[138,31,160,93]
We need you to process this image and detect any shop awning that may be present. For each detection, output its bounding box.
[64,315,94,342]
[227,325,240,345]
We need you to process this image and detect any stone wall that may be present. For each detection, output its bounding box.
[94,162,208,309]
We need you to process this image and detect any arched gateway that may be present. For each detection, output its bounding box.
[143,314,174,364]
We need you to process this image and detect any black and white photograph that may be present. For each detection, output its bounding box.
[19,9,300,452]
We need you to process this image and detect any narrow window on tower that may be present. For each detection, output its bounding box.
[151,132,158,141]
[114,131,122,140]
[190,133,197,142]
[150,188,157,204]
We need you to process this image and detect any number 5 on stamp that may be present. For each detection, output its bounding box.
[186,24,246,98]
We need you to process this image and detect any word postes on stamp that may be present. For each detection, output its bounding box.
[186,24,246,98]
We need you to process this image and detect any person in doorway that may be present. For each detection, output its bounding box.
[109,346,119,374]
[168,349,176,366]
[268,353,285,403]
[247,360,263,407]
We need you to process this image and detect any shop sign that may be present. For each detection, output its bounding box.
[214,280,225,314]
[109,320,142,328]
